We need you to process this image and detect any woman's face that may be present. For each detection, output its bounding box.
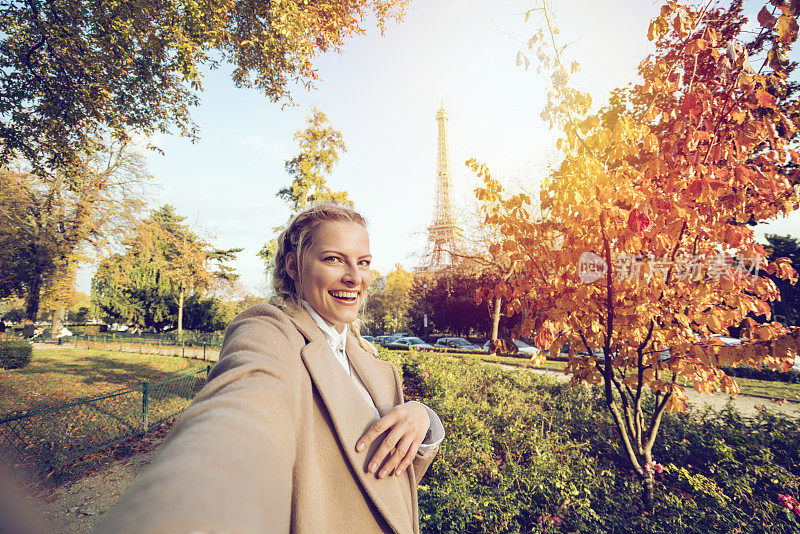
[290,220,372,331]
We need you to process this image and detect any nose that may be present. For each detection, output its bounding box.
[341,262,359,285]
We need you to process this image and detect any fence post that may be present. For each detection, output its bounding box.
[182,340,185,359]
[74,336,77,349]
[142,382,150,433]
[139,338,142,353]
[205,365,211,379]
[158,338,161,355]
[203,342,206,361]
[87,336,90,349]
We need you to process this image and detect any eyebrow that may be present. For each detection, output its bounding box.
[320,250,372,259]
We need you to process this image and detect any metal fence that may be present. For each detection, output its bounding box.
[0,366,210,472]
[49,334,222,362]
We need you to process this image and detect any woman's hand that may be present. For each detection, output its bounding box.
[356,402,430,479]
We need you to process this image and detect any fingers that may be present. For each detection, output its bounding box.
[356,404,429,479]
[367,425,406,478]
[393,435,423,477]
[356,411,397,453]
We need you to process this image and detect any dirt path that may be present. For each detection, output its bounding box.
[28,430,169,533]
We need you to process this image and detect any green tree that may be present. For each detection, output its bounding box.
[0,145,148,336]
[409,264,495,339]
[764,234,800,326]
[259,108,352,267]
[0,0,408,174]
[91,205,240,332]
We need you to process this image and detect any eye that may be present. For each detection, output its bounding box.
[358,259,371,267]
[324,256,342,263]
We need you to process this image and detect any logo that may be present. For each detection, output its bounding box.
[578,252,607,283]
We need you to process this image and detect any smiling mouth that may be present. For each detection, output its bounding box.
[329,290,359,304]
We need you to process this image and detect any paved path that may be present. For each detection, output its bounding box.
[491,362,800,418]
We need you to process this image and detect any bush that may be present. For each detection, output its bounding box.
[0,339,32,369]
[377,350,800,533]
[722,365,800,384]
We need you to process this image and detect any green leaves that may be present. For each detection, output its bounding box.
[0,0,409,176]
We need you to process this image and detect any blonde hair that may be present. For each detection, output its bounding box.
[270,203,375,352]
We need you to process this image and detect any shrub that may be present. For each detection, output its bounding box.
[377,350,800,533]
[722,365,800,384]
[0,339,33,369]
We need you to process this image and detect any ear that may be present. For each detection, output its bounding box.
[285,252,298,281]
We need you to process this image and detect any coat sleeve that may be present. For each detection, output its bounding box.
[94,306,302,534]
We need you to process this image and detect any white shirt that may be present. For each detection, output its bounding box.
[301,301,444,453]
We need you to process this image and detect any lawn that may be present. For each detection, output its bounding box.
[0,347,209,472]
[470,353,800,402]
[0,347,208,414]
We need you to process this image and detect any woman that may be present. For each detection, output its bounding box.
[96,203,443,534]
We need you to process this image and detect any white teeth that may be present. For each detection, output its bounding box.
[330,291,358,298]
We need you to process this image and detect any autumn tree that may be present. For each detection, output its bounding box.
[92,205,240,333]
[362,265,414,334]
[0,145,148,336]
[473,0,800,509]
[0,0,408,175]
[259,108,352,268]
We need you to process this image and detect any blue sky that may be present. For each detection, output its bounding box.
[77,0,800,296]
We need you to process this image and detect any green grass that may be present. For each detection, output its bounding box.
[0,348,208,414]
[434,351,800,402]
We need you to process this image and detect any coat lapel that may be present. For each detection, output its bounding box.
[289,310,414,534]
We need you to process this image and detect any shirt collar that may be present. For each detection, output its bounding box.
[301,300,348,354]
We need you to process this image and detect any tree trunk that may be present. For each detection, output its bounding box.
[177,287,184,339]
[489,296,502,354]
[643,471,655,512]
[22,275,43,338]
[51,306,66,338]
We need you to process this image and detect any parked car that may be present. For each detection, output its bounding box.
[434,337,482,351]
[374,335,394,345]
[361,335,374,343]
[384,337,433,350]
[482,339,541,356]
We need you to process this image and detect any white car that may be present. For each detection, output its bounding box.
[483,339,541,356]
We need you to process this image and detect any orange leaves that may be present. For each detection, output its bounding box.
[534,322,556,351]
[755,88,777,109]
[627,209,651,237]
[685,38,709,54]
[680,93,703,118]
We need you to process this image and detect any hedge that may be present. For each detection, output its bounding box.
[0,339,33,369]
[722,365,800,384]
[376,348,800,533]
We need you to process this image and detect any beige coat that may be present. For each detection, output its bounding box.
[95,304,437,534]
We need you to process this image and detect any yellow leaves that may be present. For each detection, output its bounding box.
[685,38,709,54]
[776,14,799,45]
[643,133,660,153]
[578,116,599,134]
[673,11,689,37]
[648,16,670,41]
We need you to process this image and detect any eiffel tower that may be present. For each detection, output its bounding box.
[423,100,462,270]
